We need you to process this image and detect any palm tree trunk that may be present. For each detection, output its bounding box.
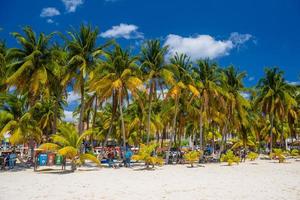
[166,96,178,164]
[270,114,274,155]
[52,99,58,135]
[78,78,85,134]
[119,91,126,153]
[199,115,203,150]
[219,124,227,157]
[103,91,118,151]
[146,81,154,144]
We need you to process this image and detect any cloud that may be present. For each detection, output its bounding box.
[100,23,144,39]
[164,34,233,60]
[63,110,76,122]
[229,32,252,47]
[47,19,54,24]
[61,0,84,13]
[164,32,252,61]
[287,81,300,86]
[40,7,60,17]
[67,91,80,104]
[248,76,255,81]
[241,92,251,99]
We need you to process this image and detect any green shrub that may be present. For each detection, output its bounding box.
[132,143,163,168]
[247,152,258,161]
[183,150,202,167]
[220,150,240,166]
[290,149,299,157]
[271,148,286,163]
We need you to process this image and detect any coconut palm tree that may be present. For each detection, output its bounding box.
[220,66,250,153]
[193,59,223,150]
[165,53,199,163]
[89,45,143,151]
[39,123,100,171]
[140,40,172,144]
[0,40,9,92]
[255,67,296,154]
[6,26,54,105]
[64,24,110,134]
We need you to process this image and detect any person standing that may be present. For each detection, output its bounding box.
[125,148,133,167]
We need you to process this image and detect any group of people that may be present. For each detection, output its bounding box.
[106,147,133,168]
[0,149,17,170]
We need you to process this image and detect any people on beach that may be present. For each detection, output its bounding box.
[125,148,133,167]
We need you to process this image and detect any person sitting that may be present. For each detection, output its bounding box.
[107,148,115,168]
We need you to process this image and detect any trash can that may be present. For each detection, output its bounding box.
[47,153,55,166]
[39,154,48,166]
[55,155,63,165]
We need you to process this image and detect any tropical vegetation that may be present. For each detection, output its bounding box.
[0,25,299,169]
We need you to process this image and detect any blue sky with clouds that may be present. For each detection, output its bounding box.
[1,0,300,120]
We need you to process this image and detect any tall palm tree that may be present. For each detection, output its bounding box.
[48,44,69,134]
[89,45,143,150]
[255,67,296,154]
[140,40,172,144]
[165,53,199,162]
[193,59,223,150]
[6,26,54,105]
[220,66,250,152]
[0,41,9,92]
[64,24,109,134]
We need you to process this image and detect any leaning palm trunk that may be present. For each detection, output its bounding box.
[52,97,59,135]
[270,114,274,155]
[146,81,154,144]
[119,92,127,153]
[71,159,77,171]
[199,115,203,150]
[78,79,85,135]
[219,124,227,158]
[102,91,118,153]
[166,96,178,164]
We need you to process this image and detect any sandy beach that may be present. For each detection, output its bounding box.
[1,159,299,200]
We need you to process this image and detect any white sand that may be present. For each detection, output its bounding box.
[1,159,300,200]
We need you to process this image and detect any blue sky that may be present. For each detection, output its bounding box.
[1,0,300,120]
[1,0,300,84]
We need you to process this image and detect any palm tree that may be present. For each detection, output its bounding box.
[140,40,172,144]
[220,66,250,153]
[89,45,143,151]
[0,40,9,92]
[64,24,109,134]
[48,44,69,134]
[193,59,223,150]
[39,123,100,171]
[6,26,54,105]
[165,53,199,163]
[255,67,296,154]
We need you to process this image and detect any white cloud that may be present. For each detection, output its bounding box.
[248,76,255,81]
[164,32,252,61]
[164,34,233,60]
[67,91,80,103]
[241,92,251,99]
[61,0,84,13]
[63,110,76,122]
[100,23,144,39]
[229,32,252,47]
[47,19,54,24]
[40,7,60,17]
[287,81,300,86]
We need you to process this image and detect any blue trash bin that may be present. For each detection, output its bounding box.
[39,154,48,166]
